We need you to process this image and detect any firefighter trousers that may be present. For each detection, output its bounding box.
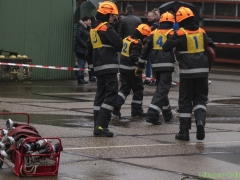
[93,73,118,128]
[115,72,144,116]
[179,77,208,130]
[147,71,173,121]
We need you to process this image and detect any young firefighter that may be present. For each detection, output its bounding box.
[112,24,151,118]
[162,7,215,141]
[86,1,123,137]
[135,12,175,125]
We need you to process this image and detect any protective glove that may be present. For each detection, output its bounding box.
[135,67,144,77]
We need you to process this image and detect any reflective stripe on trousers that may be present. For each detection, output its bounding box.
[179,68,209,74]
[93,106,100,111]
[101,103,114,111]
[132,100,142,104]
[118,92,126,101]
[149,104,161,114]
[193,105,207,112]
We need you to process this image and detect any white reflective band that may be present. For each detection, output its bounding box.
[149,104,161,113]
[179,68,209,74]
[179,113,192,118]
[101,103,114,111]
[119,65,136,70]
[193,105,207,112]
[138,58,145,63]
[93,106,100,111]
[179,50,204,54]
[162,104,170,110]
[179,51,188,54]
[89,64,93,68]
[94,64,119,71]
[118,92,126,100]
[152,63,174,68]
[102,44,113,48]
[132,100,142,104]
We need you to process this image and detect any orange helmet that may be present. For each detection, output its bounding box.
[176,6,194,23]
[97,1,118,15]
[160,11,175,23]
[136,24,151,36]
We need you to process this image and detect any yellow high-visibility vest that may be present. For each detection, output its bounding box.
[180,27,204,53]
[121,36,139,57]
[153,29,173,50]
[90,22,108,49]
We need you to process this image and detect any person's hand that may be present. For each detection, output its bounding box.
[135,68,144,77]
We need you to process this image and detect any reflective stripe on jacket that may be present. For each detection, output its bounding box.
[86,21,123,76]
[162,27,210,78]
[138,28,175,72]
[119,36,142,73]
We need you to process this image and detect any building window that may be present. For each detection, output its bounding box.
[148,2,164,12]
[238,4,240,17]
[117,1,128,13]
[129,2,146,15]
[216,4,235,16]
[204,3,214,15]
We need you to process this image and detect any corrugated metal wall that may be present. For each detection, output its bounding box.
[0,0,75,80]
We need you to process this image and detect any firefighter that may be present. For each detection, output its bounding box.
[86,1,123,137]
[162,7,215,141]
[112,24,151,118]
[135,12,175,125]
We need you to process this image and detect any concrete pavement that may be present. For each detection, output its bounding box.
[0,63,240,180]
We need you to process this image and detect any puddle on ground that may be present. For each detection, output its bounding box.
[0,112,134,128]
[0,96,239,128]
[211,98,240,105]
[204,152,240,166]
[206,105,240,123]
[0,82,98,100]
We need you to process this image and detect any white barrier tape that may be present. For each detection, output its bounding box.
[0,62,154,80]
[0,62,180,85]
[0,62,89,71]
[214,42,240,46]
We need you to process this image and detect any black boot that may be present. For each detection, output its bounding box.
[89,76,96,82]
[163,112,173,122]
[196,121,205,140]
[143,79,150,85]
[149,81,156,86]
[132,112,147,117]
[146,119,162,125]
[146,114,162,125]
[78,76,88,84]
[93,126,113,137]
[112,109,121,118]
[175,129,189,141]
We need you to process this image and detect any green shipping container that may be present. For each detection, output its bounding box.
[0,0,76,80]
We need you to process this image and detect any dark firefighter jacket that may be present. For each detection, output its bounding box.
[138,26,175,72]
[86,20,123,76]
[162,26,214,78]
[119,36,142,73]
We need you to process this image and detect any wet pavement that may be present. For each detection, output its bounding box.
[0,63,240,180]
